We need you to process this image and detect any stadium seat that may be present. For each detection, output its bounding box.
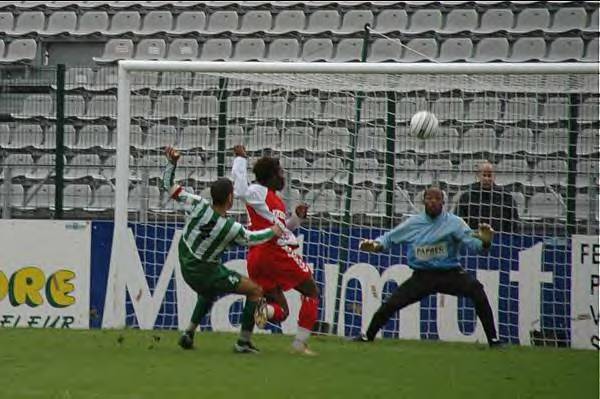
[336,10,374,34]
[106,11,141,35]
[87,184,114,211]
[315,127,350,153]
[169,11,206,35]
[44,125,76,150]
[134,38,167,60]
[394,158,419,184]
[93,39,134,63]
[391,188,416,215]
[246,126,280,152]
[433,97,464,122]
[301,38,334,62]
[347,189,375,215]
[0,124,10,149]
[236,10,272,34]
[467,38,509,62]
[464,97,500,122]
[451,159,488,186]
[199,38,232,61]
[286,96,320,120]
[576,159,599,188]
[374,9,408,33]
[499,96,537,123]
[543,37,584,62]
[437,38,473,62]
[26,184,55,209]
[301,157,344,185]
[224,125,245,150]
[81,95,117,121]
[537,97,568,123]
[271,10,305,34]
[395,127,419,153]
[226,96,253,120]
[42,11,77,36]
[0,183,25,209]
[166,38,198,60]
[136,155,165,180]
[206,11,238,34]
[579,97,599,124]
[497,127,533,154]
[360,97,386,121]
[179,125,214,151]
[577,129,599,156]
[401,38,438,62]
[507,37,546,62]
[149,95,183,120]
[136,10,172,35]
[252,96,286,120]
[11,11,44,35]
[65,154,104,181]
[304,189,339,214]
[27,154,62,181]
[0,12,13,34]
[320,97,355,121]
[231,38,266,61]
[548,7,587,32]
[129,96,151,118]
[13,94,53,119]
[511,191,527,217]
[347,158,383,185]
[0,39,37,64]
[184,95,218,120]
[575,193,599,222]
[128,184,161,211]
[129,124,145,150]
[367,38,402,62]
[419,159,454,185]
[395,96,427,122]
[585,8,599,33]
[356,127,386,153]
[406,9,442,34]
[527,192,565,220]
[75,125,110,150]
[332,38,363,62]
[474,8,514,33]
[511,8,550,33]
[530,160,568,187]
[583,38,599,62]
[73,11,109,36]
[7,123,43,149]
[62,184,93,210]
[533,128,568,155]
[280,157,309,182]
[143,125,177,151]
[421,127,459,154]
[440,9,478,33]
[304,10,341,34]
[280,127,315,152]
[266,38,300,61]
[154,71,192,91]
[57,67,95,91]
[85,67,118,91]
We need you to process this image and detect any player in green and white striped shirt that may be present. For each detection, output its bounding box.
[162,146,283,354]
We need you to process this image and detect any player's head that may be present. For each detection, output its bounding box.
[423,186,444,218]
[478,161,495,190]
[211,178,234,210]
[253,156,285,191]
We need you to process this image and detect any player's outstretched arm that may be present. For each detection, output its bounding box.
[235,223,284,247]
[231,144,250,199]
[162,146,207,211]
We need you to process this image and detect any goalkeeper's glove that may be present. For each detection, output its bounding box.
[359,239,384,252]
[474,223,494,248]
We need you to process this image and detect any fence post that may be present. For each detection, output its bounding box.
[54,64,66,219]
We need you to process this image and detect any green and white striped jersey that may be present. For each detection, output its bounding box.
[162,162,275,262]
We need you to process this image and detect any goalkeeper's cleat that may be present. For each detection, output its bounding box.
[291,341,318,356]
[178,331,194,350]
[234,340,260,354]
[488,338,506,349]
[351,334,372,343]
[254,298,269,329]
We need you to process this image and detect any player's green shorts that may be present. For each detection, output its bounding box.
[178,240,242,299]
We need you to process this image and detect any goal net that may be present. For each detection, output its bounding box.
[103,61,599,348]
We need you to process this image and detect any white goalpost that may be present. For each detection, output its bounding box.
[103,60,598,349]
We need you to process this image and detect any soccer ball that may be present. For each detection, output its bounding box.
[410,111,438,139]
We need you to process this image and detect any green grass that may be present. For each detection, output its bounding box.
[0,329,597,399]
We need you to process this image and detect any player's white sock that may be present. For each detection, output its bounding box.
[293,327,311,345]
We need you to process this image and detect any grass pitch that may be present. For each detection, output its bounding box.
[0,328,597,399]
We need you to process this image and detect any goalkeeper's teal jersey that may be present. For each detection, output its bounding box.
[162,162,275,262]
[375,211,486,270]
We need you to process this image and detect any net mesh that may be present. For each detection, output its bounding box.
[118,68,598,346]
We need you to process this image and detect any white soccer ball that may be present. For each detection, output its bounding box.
[410,111,438,139]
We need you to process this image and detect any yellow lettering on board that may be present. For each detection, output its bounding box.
[46,270,76,308]
[8,267,45,307]
[0,271,7,301]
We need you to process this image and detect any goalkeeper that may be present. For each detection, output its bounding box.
[354,186,502,347]
[161,146,283,354]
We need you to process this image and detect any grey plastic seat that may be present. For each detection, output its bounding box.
[266,38,300,61]
[577,129,599,155]
[465,97,500,121]
[360,97,386,121]
[3,154,35,179]
[87,184,114,211]
[583,38,599,62]
[224,125,245,150]
[543,37,584,62]
[419,159,454,185]
[537,97,568,123]
[60,95,86,119]
[507,37,546,62]
[246,127,280,152]
[440,9,478,33]
[8,123,43,149]
[106,11,141,35]
[390,188,415,215]
[251,96,286,120]
[12,11,44,35]
[149,95,184,120]
[395,97,427,121]
[75,125,110,149]
[44,125,76,150]
[166,38,198,60]
[530,160,568,187]
[169,11,206,34]
[460,128,496,154]
[348,189,376,215]
[304,10,341,33]
[421,127,459,154]
[13,94,53,119]
[356,127,385,153]
[579,98,599,124]
[474,8,514,33]
[85,67,117,91]
[576,160,600,188]
[144,125,177,151]
[226,96,253,120]
[319,97,355,121]
[401,38,438,62]
[406,9,442,34]
[280,157,309,182]
[0,183,24,209]
[500,95,538,123]
[374,9,408,33]
[287,96,320,121]
[548,7,587,32]
[135,10,172,35]
[335,10,374,34]
[65,155,103,181]
[495,159,530,186]
[74,11,109,35]
[533,128,568,155]
[184,95,217,120]
[316,127,351,153]
[432,97,464,121]
[206,11,238,33]
[180,125,214,151]
[134,38,167,60]
[0,124,10,149]
[301,157,345,184]
[280,127,315,152]
[575,193,599,221]
[585,8,599,33]
[0,13,13,34]
[131,96,152,118]
[0,39,37,63]
[237,10,272,33]
[437,38,472,62]
[511,8,550,33]
[59,67,95,90]
[27,184,56,209]
[93,39,134,63]
[81,95,117,120]
[394,158,419,184]
[468,38,509,62]
[128,184,161,211]
[301,38,333,62]
[130,71,160,91]
[497,127,533,154]
[367,38,402,62]
[304,189,339,214]
[332,38,363,62]
[41,11,76,36]
[271,10,306,34]
[451,159,486,186]
[231,38,265,61]
[199,38,232,61]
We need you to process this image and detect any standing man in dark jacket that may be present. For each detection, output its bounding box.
[455,161,520,233]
